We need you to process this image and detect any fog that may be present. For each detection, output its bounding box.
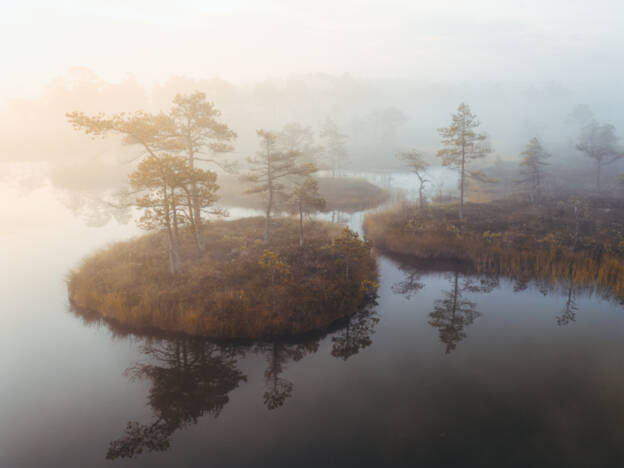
[3,1,624,95]
[3,1,624,202]
[6,4,624,467]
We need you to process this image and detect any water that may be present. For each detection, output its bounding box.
[2,178,624,467]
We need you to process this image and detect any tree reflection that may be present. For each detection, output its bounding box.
[392,267,425,299]
[58,188,132,227]
[259,339,319,410]
[556,265,579,326]
[107,338,246,459]
[71,299,380,458]
[429,271,482,354]
[331,303,379,360]
[391,263,485,354]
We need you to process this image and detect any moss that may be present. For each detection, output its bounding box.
[68,218,378,339]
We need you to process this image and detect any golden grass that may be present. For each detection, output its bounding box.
[68,217,378,339]
[363,199,624,297]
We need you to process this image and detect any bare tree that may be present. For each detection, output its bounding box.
[397,150,429,209]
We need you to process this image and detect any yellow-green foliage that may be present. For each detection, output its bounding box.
[68,218,377,338]
[363,199,624,296]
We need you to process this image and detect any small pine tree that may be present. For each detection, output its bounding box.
[288,174,326,247]
[242,130,311,242]
[437,103,491,219]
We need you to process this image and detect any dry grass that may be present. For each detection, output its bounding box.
[68,217,378,339]
[363,198,624,296]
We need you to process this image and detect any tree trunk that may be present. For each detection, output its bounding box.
[171,187,180,244]
[167,232,175,275]
[165,221,181,274]
[265,189,272,243]
[596,161,602,192]
[188,150,205,251]
[459,146,465,220]
[163,184,181,274]
[187,192,202,254]
[264,152,273,243]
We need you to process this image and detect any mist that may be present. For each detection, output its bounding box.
[4,1,624,202]
[4,3,624,468]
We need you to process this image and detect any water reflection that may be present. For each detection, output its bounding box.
[70,300,379,459]
[258,340,319,410]
[391,259,621,353]
[556,265,580,326]
[106,339,246,459]
[429,271,482,354]
[330,302,379,360]
[58,188,132,227]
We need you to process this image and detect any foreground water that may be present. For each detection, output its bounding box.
[3,182,624,467]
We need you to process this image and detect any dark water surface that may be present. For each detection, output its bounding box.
[3,186,624,467]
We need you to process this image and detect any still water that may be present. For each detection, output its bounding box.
[3,179,624,467]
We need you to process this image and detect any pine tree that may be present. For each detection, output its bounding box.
[287,174,326,246]
[242,130,312,242]
[518,137,550,203]
[320,118,348,177]
[128,155,219,273]
[576,120,621,191]
[437,103,491,219]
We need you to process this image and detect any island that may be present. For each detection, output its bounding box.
[363,198,624,297]
[68,218,378,339]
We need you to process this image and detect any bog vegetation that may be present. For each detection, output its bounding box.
[68,218,377,338]
[64,92,624,338]
[66,91,380,338]
[364,198,624,297]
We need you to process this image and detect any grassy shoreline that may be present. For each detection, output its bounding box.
[68,218,378,339]
[364,198,624,296]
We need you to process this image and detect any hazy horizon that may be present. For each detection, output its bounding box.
[3,1,624,100]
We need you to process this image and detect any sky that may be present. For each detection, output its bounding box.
[1,0,622,98]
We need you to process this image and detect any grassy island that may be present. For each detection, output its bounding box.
[218,175,390,213]
[68,218,378,339]
[364,198,624,296]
